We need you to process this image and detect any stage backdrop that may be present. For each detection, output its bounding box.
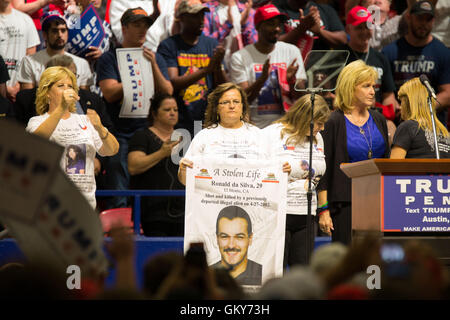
[184,157,287,288]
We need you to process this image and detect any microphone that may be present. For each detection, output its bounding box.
[419,74,437,100]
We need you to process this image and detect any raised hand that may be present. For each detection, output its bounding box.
[298,8,315,30]
[85,46,103,61]
[309,6,322,34]
[287,58,299,84]
[282,162,291,174]
[62,88,79,110]
[259,58,271,83]
[240,0,253,26]
[160,138,182,158]
[143,46,156,63]
[86,109,105,132]
[207,45,225,73]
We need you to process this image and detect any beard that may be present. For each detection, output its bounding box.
[48,39,66,50]
[411,26,431,40]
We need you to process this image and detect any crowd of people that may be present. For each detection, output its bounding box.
[1,228,450,300]
[1,0,450,300]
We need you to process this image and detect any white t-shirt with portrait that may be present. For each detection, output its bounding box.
[0,8,40,86]
[17,50,94,88]
[230,42,307,129]
[263,123,326,215]
[26,113,103,209]
[184,123,266,160]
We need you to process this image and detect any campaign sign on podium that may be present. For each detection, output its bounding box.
[382,175,450,232]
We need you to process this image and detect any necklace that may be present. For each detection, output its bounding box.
[359,121,373,159]
[347,113,373,159]
[350,47,370,64]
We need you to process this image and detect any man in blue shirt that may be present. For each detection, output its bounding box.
[382,1,450,128]
[96,7,172,209]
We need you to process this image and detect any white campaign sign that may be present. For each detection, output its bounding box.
[117,48,154,118]
[0,121,63,223]
[184,157,287,288]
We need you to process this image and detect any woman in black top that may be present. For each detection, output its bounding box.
[319,60,390,245]
[128,94,184,236]
[390,77,450,159]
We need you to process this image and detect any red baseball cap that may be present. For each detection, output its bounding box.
[346,6,373,26]
[254,4,288,28]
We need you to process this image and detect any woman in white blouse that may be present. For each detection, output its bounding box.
[263,94,332,267]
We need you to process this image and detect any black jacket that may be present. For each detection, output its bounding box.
[318,109,390,203]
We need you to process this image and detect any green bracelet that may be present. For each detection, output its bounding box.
[318,201,328,208]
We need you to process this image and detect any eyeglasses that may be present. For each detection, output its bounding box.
[218,100,242,106]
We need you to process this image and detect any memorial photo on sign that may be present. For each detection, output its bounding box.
[65,144,86,175]
[184,158,287,288]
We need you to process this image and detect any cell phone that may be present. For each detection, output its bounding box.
[171,130,183,142]
[380,243,405,263]
[185,242,207,269]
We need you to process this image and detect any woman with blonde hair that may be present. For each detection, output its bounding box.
[26,66,119,208]
[263,94,332,267]
[390,77,450,158]
[178,82,290,185]
[320,60,390,245]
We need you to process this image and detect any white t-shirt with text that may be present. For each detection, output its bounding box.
[0,8,40,86]
[17,50,94,88]
[263,123,326,215]
[230,42,306,128]
[26,113,103,209]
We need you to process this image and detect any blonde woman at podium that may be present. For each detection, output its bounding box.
[319,60,391,245]
[390,77,450,159]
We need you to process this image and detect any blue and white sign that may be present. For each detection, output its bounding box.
[382,175,450,232]
[66,5,105,59]
[117,48,154,118]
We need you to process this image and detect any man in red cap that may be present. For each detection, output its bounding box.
[342,5,399,121]
[230,4,306,128]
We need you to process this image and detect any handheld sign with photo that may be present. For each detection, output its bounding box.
[117,48,154,118]
[184,157,287,289]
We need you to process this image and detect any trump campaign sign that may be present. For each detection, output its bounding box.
[117,48,154,118]
[382,175,450,232]
[66,5,106,59]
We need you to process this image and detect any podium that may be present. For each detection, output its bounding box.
[341,159,450,267]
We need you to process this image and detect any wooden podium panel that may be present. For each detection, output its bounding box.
[341,159,450,269]
[341,159,450,233]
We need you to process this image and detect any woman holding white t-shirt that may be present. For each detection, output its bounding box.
[178,82,291,185]
[263,94,332,267]
[26,66,119,208]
